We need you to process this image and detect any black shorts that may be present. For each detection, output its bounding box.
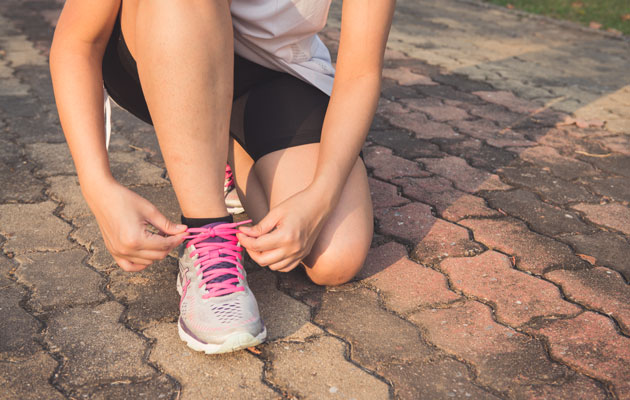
[102,11,329,161]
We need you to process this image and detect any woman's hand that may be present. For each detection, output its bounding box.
[84,179,188,272]
[237,187,331,272]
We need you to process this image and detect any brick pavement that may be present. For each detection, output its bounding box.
[1,0,629,398]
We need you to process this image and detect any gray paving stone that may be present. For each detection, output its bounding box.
[0,201,74,254]
[440,138,517,172]
[579,175,630,203]
[45,302,155,390]
[145,322,277,400]
[71,215,116,271]
[108,256,179,330]
[0,352,64,400]
[25,142,76,177]
[77,375,178,400]
[518,146,597,181]
[563,232,630,282]
[0,282,41,360]
[15,249,105,311]
[0,160,45,203]
[248,269,311,341]
[109,150,168,187]
[46,175,91,220]
[264,335,390,400]
[419,156,511,193]
[580,154,630,179]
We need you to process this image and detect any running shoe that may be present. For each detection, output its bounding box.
[224,164,244,214]
[177,221,266,354]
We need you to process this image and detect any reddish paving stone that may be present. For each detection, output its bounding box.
[518,146,596,181]
[442,195,502,222]
[419,156,511,193]
[440,138,517,172]
[359,242,460,314]
[364,145,427,180]
[410,301,606,399]
[472,91,539,114]
[563,232,630,282]
[376,98,407,116]
[572,203,630,236]
[384,110,460,140]
[451,120,535,148]
[600,134,630,156]
[581,154,630,179]
[466,104,524,125]
[368,129,444,159]
[460,218,589,275]
[368,178,409,210]
[545,267,630,335]
[440,251,581,327]
[484,189,593,236]
[527,312,630,399]
[381,66,436,86]
[403,103,469,122]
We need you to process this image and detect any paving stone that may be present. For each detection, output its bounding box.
[498,163,599,205]
[0,201,74,254]
[130,184,182,225]
[403,102,469,122]
[440,251,581,327]
[108,257,179,331]
[484,189,593,236]
[46,175,90,220]
[248,269,311,341]
[518,146,597,181]
[0,283,41,359]
[600,134,630,156]
[83,375,177,400]
[264,335,390,400]
[450,119,535,148]
[145,322,276,400]
[382,66,436,86]
[364,145,427,180]
[359,242,459,314]
[466,104,524,125]
[439,138,517,172]
[579,175,630,203]
[0,352,63,400]
[572,202,630,236]
[419,156,511,193]
[384,110,460,140]
[418,85,480,103]
[0,161,45,203]
[580,154,630,179]
[71,215,116,271]
[6,112,65,145]
[472,91,538,114]
[431,73,494,93]
[441,195,501,222]
[563,232,630,282]
[527,312,630,399]
[460,217,589,275]
[15,249,105,311]
[368,129,443,159]
[410,301,606,399]
[46,302,154,390]
[368,177,409,210]
[25,142,76,177]
[380,77,420,99]
[546,267,630,335]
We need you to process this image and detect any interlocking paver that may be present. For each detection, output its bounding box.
[460,217,588,275]
[71,215,116,271]
[440,138,517,172]
[563,232,630,281]
[15,249,105,311]
[145,322,277,400]
[518,146,596,181]
[572,202,630,236]
[0,282,41,359]
[527,312,630,399]
[404,103,469,122]
[580,154,630,179]
[451,119,536,148]
[0,352,63,400]
[360,242,460,313]
[440,251,581,326]
[368,177,409,210]
[364,145,427,180]
[419,156,511,193]
[46,175,90,220]
[382,66,436,86]
[368,129,443,159]
[410,301,606,399]
[85,375,178,400]
[546,267,630,335]
[579,175,630,203]
[472,91,538,114]
[0,160,45,203]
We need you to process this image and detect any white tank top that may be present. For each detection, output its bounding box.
[230,0,335,95]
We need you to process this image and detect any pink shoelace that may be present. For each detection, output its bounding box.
[184,220,251,298]
[224,164,234,190]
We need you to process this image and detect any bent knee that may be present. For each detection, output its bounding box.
[304,252,366,287]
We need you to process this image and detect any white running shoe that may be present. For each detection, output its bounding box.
[177,221,266,354]
[224,164,244,214]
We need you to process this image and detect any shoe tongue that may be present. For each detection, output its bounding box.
[197,222,238,288]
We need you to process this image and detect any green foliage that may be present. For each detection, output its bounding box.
[484,0,630,35]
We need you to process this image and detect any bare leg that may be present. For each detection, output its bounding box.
[231,141,373,286]
[129,0,233,218]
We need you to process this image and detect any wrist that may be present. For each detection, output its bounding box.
[79,171,118,204]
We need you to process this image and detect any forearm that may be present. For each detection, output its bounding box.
[50,41,114,197]
[310,73,381,208]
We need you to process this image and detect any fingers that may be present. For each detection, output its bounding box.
[115,257,150,272]
[146,207,187,236]
[237,229,285,253]
[271,258,302,273]
[239,211,279,238]
[142,231,188,252]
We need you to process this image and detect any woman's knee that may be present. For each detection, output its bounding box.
[304,242,370,286]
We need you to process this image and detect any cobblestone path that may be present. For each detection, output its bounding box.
[1,0,629,399]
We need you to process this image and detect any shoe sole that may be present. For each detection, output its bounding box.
[176,268,266,354]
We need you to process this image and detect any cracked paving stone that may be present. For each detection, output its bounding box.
[440,251,581,326]
[518,146,596,181]
[418,85,480,103]
[0,201,74,254]
[145,322,276,400]
[460,217,589,275]
[484,189,593,236]
[579,175,630,203]
[472,91,538,114]
[380,105,460,140]
[359,242,460,314]
[498,163,599,205]
[248,269,311,342]
[313,288,498,399]
[45,302,155,390]
[264,335,390,400]
[71,215,115,271]
[374,202,482,264]
[572,202,630,236]
[369,177,409,210]
[382,66,436,86]
[410,301,606,399]
[0,161,45,203]
[439,138,517,172]
[545,267,630,335]
[451,119,535,148]
[0,282,41,359]
[107,256,179,331]
[402,102,469,122]
[526,312,630,399]
[25,142,76,177]
[0,352,63,400]
[46,175,90,220]
[367,129,443,160]
[466,103,524,125]
[579,154,630,179]
[419,156,511,193]
[82,375,177,400]
[15,249,105,311]
[563,232,630,282]
[364,145,427,180]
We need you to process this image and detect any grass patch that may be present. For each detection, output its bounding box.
[484,0,630,35]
